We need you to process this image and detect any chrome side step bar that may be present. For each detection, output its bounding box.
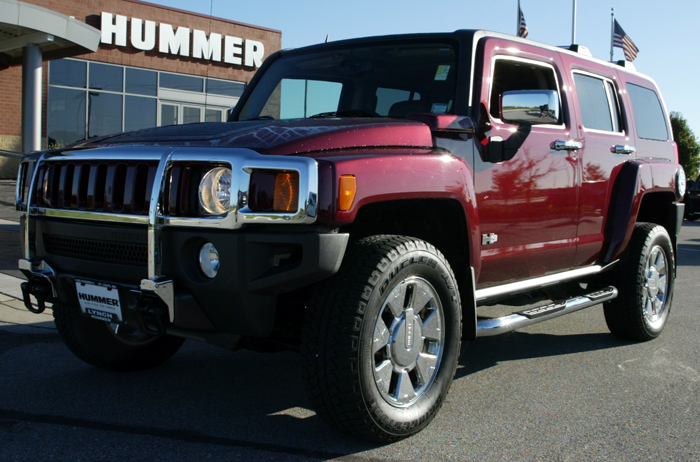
[476,286,618,337]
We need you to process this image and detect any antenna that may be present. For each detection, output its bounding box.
[571,0,578,44]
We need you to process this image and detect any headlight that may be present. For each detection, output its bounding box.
[199,167,232,215]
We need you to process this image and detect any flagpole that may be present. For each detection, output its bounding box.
[610,8,615,61]
[571,0,578,44]
[517,0,520,36]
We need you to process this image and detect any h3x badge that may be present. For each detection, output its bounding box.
[481,233,498,245]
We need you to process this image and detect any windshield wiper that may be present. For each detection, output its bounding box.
[244,115,275,121]
[310,110,380,118]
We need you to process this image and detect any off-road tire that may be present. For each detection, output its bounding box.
[53,302,185,371]
[604,223,675,341]
[301,235,462,442]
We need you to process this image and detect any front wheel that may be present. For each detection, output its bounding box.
[604,223,675,341]
[302,235,462,442]
[53,302,185,371]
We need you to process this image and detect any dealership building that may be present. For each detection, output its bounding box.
[0,0,281,176]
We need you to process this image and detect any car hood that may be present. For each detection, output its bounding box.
[69,118,434,155]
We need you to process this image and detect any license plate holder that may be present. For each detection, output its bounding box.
[75,279,123,323]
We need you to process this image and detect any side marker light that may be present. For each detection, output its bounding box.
[339,175,356,211]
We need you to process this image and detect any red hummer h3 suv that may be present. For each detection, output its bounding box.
[17,30,685,441]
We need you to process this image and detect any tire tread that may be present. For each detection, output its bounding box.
[301,235,461,442]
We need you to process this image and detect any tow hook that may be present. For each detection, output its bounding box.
[131,291,167,336]
[20,278,53,314]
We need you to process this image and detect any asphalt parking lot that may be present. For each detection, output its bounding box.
[0,178,698,461]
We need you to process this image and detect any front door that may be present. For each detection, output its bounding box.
[474,40,580,287]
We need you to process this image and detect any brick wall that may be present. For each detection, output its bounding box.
[0,67,23,138]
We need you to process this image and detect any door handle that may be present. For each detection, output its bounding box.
[612,145,636,155]
[552,140,582,151]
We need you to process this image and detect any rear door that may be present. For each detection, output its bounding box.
[560,56,634,266]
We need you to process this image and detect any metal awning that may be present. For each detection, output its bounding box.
[0,0,100,153]
[0,0,100,69]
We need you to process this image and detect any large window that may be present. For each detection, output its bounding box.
[236,41,457,121]
[489,57,562,125]
[573,73,623,133]
[627,83,668,141]
[47,59,245,147]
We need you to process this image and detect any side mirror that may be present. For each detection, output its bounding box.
[501,90,560,125]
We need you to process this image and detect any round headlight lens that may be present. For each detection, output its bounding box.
[199,242,220,278]
[199,167,232,215]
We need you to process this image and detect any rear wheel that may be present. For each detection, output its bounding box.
[604,223,675,341]
[53,302,185,371]
[302,235,462,442]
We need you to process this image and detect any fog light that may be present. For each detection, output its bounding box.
[199,243,220,278]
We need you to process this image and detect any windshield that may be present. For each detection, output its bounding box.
[235,41,458,121]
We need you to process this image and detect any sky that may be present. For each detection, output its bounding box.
[148,0,700,134]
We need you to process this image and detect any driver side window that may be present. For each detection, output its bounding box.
[490,58,561,123]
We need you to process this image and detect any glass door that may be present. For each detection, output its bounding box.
[159,102,226,125]
[160,103,179,126]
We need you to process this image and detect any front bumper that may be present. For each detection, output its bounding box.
[18,146,344,337]
[21,225,348,336]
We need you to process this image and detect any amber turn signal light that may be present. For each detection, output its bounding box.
[338,175,356,211]
[249,170,299,213]
[273,172,299,213]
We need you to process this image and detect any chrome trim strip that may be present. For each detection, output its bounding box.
[29,208,150,224]
[146,150,174,280]
[475,265,603,302]
[476,286,618,337]
[161,148,318,229]
[25,153,47,259]
[15,162,25,211]
[43,147,166,162]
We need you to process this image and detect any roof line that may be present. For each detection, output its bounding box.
[122,0,282,35]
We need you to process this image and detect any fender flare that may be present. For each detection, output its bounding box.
[603,160,683,263]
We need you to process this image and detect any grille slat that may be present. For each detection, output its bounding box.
[33,160,158,216]
[122,165,137,214]
[104,165,117,212]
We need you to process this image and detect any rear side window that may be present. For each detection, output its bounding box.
[573,73,622,133]
[627,84,668,141]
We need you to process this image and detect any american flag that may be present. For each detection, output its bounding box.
[613,19,639,61]
[518,4,529,38]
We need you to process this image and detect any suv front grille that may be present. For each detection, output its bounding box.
[44,234,148,265]
[32,161,158,215]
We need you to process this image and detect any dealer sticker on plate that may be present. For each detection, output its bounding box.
[75,279,123,323]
